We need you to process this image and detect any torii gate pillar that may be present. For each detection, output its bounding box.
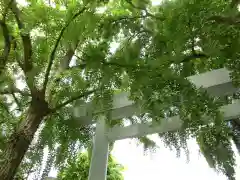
[88,116,109,180]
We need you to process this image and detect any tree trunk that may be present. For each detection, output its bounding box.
[0,95,49,180]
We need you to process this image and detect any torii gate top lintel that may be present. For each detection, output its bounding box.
[74,68,240,180]
[74,68,237,124]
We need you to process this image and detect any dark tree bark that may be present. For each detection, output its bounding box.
[0,19,11,76]
[0,92,50,180]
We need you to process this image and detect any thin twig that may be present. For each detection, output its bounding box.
[50,89,96,113]
[11,92,22,110]
[42,7,87,93]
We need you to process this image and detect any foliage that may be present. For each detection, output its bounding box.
[0,0,240,179]
[58,152,124,180]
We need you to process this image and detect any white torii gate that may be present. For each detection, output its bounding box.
[47,68,240,180]
[70,68,240,180]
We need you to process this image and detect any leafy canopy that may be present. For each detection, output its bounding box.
[0,0,240,179]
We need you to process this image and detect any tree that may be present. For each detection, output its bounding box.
[0,0,240,179]
[58,152,124,180]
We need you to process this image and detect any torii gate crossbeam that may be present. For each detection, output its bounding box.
[73,68,240,180]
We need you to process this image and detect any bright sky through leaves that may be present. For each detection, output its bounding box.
[2,0,240,179]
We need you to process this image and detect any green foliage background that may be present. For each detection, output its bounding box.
[0,0,240,179]
[58,152,124,180]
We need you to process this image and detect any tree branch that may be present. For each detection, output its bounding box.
[230,0,240,8]
[208,15,240,25]
[0,19,11,74]
[50,89,96,113]
[110,15,148,24]
[181,53,209,63]
[70,52,208,71]
[12,37,24,69]
[0,0,13,74]
[0,87,30,96]
[125,0,164,21]
[69,60,140,71]
[59,41,80,71]
[42,7,87,93]
[230,118,240,127]
[97,14,154,35]
[47,40,81,104]
[11,92,22,111]
[10,0,33,73]
[2,0,14,21]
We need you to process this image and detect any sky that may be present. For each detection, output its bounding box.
[48,133,240,180]
[111,135,240,180]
